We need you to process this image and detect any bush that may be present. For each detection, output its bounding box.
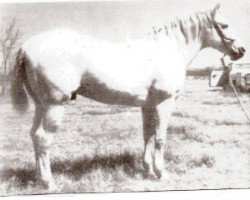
[186,67,212,78]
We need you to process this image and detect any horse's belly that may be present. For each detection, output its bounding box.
[84,45,186,99]
[79,62,185,106]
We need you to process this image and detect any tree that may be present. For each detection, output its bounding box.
[0,17,22,95]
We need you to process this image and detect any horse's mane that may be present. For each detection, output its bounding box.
[150,10,213,44]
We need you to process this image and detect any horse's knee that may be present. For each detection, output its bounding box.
[43,105,65,133]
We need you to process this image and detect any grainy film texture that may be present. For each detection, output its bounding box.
[0,0,249,195]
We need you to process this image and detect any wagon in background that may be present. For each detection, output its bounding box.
[210,63,250,91]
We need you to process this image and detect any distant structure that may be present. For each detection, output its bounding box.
[210,62,250,91]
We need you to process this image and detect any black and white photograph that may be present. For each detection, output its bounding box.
[0,0,249,196]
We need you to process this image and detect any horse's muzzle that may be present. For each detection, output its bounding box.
[229,47,246,61]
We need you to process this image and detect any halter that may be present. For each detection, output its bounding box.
[211,19,235,51]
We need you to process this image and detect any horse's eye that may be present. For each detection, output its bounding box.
[221,24,228,29]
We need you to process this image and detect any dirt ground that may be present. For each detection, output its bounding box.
[0,77,249,195]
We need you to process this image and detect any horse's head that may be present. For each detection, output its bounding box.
[202,4,245,61]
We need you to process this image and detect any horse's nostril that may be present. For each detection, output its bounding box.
[239,47,246,54]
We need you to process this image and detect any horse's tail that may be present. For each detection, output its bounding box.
[11,49,29,114]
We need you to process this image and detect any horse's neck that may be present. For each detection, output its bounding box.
[179,38,203,67]
[166,29,203,67]
[150,18,205,67]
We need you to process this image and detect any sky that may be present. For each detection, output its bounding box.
[0,0,250,68]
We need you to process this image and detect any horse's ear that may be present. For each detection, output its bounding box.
[215,3,220,10]
[211,3,220,17]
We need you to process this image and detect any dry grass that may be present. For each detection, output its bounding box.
[0,77,250,195]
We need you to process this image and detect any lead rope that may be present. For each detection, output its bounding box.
[228,77,250,122]
[221,57,250,122]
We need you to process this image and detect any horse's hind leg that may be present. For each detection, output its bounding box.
[30,104,65,190]
[30,105,54,189]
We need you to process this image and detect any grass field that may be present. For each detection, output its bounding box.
[0,77,249,195]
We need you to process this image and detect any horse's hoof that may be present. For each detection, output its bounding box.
[47,182,58,192]
[144,173,156,180]
[143,169,156,179]
[157,171,170,181]
[37,179,58,191]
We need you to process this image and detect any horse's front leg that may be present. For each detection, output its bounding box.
[142,105,157,178]
[142,94,175,179]
[153,97,175,179]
